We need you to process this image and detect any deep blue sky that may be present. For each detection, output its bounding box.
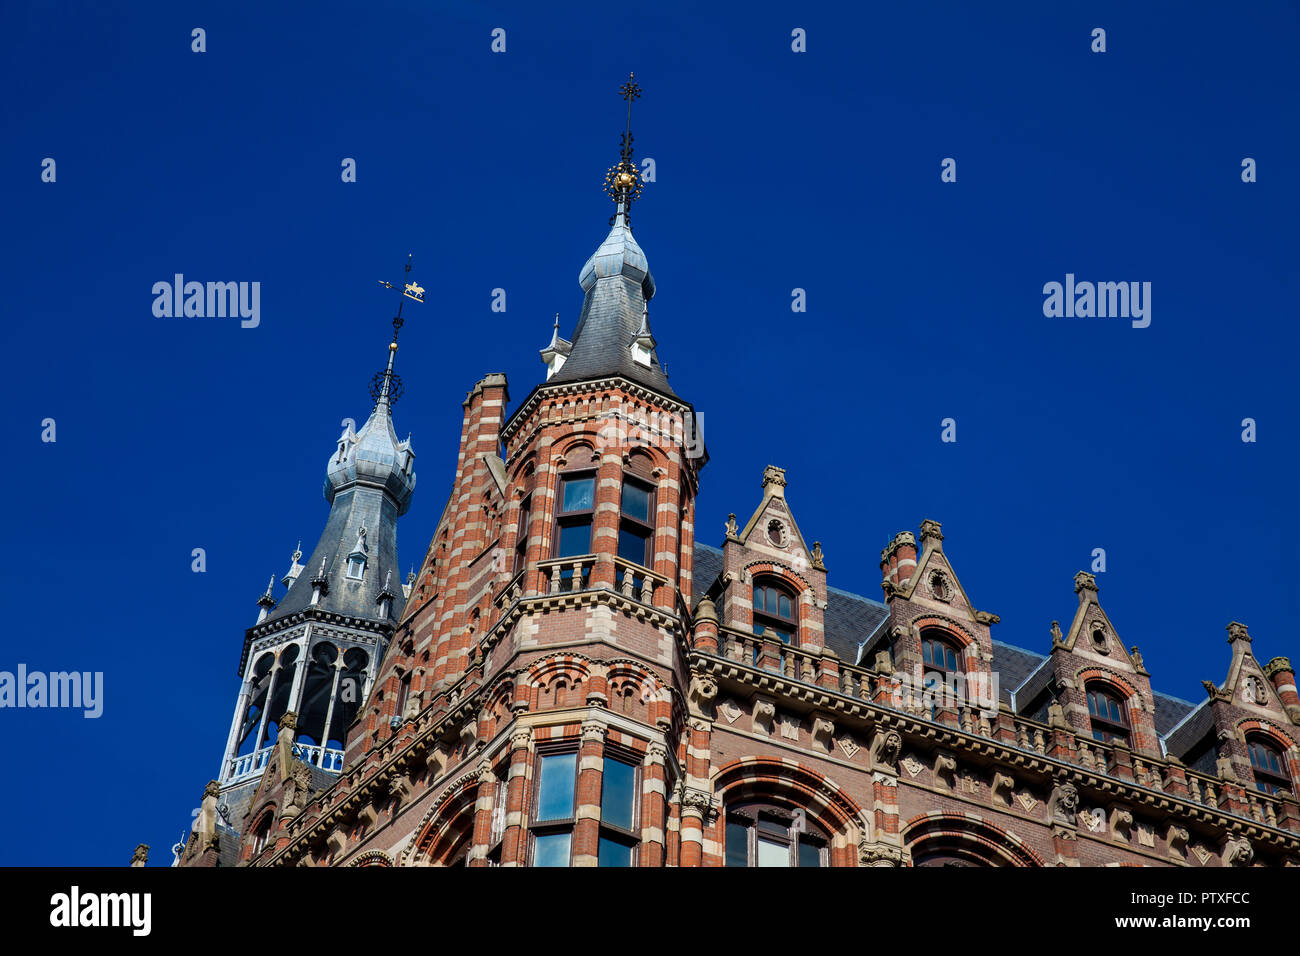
[1,2,1296,865]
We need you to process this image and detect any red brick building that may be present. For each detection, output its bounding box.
[171,88,1300,871]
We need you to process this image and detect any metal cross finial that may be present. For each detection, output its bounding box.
[604,73,645,226]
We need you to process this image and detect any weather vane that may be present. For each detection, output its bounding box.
[371,254,423,405]
[604,72,645,226]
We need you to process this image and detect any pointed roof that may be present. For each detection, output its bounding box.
[545,73,677,398]
[546,208,676,396]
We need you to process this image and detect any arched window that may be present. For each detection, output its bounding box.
[1086,683,1130,746]
[251,812,274,856]
[752,580,797,644]
[921,632,961,676]
[725,802,827,867]
[1247,734,1291,795]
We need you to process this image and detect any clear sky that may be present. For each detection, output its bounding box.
[1,1,1296,865]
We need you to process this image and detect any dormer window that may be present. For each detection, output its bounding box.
[347,555,366,580]
[1247,735,1291,795]
[631,340,652,367]
[1086,683,1130,746]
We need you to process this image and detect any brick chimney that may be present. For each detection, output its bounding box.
[1265,656,1300,722]
[880,531,918,591]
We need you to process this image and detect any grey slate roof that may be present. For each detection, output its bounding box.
[546,214,677,397]
[690,542,1199,740]
[260,387,413,629]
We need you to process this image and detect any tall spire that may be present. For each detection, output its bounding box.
[547,74,676,397]
[604,71,644,230]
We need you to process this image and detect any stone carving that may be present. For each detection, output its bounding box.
[901,754,924,777]
[718,700,742,724]
[858,840,903,867]
[724,514,738,538]
[1109,806,1134,843]
[281,760,315,818]
[779,715,800,741]
[130,844,149,867]
[1215,753,1238,782]
[1166,825,1189,858]
[870,729,903,772]
[752,698,776,736]
[991,771,1015,806]
[460,717,481,750]
[1191,844,1212,865]
[1016,791,1038,813]
[838,736,860,759]
[1222,835,1254,867]
[687,673,718,719]
[1136,824,1155,848]
[1048,780,1079,826]
[1079,808,1105,833]
[811,541,825,570]
[874,649,894,676]
[810,715,835,750]
[933,751,957,789]
[1047,701,1067,729]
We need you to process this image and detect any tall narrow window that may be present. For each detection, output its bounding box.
[753,582,797,643]
[1086,683,1130,746]
[597,756,640,866]
[1248,735,1291,795]
[553,455,595,595]
[395,673,411,719]
[618,477,655,567]
[513,494,532,575]
[532,751,577,867]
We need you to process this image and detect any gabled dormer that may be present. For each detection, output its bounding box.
[875,520,999,718]
[1048,571,1161,758]
[714,465,828,653]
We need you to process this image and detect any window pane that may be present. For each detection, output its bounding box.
[797,837,822,868]
[534,832,571,867]
[779,594,791,618]
[753,587,766,612]
[622,482,652,523]
[557,522,591,558]
[725,821,749,867]
[536,753,576,822]
[601,758,637,831]
[598,836,634,867]
[757,836,789,867]
[561,477,594,513]
[618,526,650,567]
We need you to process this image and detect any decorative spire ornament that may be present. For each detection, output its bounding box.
[372,254,424,408]
[603,72,645,228]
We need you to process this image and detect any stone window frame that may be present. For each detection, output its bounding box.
[1085,680,1131,746]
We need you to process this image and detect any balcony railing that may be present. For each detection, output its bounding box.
[224,741,345,785]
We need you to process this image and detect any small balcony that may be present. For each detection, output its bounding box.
[223,741,345,785]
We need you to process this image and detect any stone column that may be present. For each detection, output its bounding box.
[571,719,608,866]
[499,725,534,867]
[468,760,497,867]
[639,741,669,867]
